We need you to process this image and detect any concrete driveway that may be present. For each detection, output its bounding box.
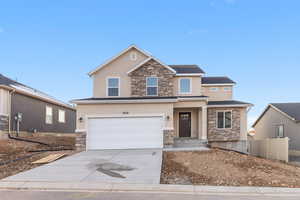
[3,149,162,184]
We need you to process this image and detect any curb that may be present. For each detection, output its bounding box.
[1,181,300,196]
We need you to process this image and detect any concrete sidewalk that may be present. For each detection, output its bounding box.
[1,181,300,196]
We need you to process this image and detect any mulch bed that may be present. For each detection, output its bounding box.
[161,149,300,188]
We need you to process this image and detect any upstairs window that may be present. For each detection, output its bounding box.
[107,77,120,97]
[276,125,284,138]
[217,111,232,129]
[146,77,158,96]
[224,87,231,91]
[209,87,219,92]
[58,110,65,123]
[45,106,53,124]
[179,78,191,94]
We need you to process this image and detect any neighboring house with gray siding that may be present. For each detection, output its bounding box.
[0,74,76,137]
[253,103,300,153]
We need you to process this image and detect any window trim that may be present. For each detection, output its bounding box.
[209,87,219,92]
[178,78,192,94]
[58,109,66,123]
[223,87,232,92]
[276,124,284,138]
[146,76,158,96]
[106,77,120,97]
[130,51,137,61]
[45,106,53,124]
[216,110,232,129]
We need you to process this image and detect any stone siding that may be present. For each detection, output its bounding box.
[76,132,86,151]
[207,107,241,142]
[130,59,174,97]
[0,115,9,131]
[163,129,175,147]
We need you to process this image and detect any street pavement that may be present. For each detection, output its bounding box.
[1,190,300,200]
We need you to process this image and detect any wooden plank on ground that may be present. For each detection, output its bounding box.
[32,153,66,164]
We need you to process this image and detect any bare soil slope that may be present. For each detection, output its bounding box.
[161,149,300,187]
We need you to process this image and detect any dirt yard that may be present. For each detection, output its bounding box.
[0,136,76,179]
[161,149,300,188]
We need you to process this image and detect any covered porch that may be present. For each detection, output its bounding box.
[171,100,208,147]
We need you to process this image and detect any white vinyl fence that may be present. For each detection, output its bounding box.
[248,137,289,162]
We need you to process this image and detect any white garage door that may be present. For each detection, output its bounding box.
[87,116,163,150]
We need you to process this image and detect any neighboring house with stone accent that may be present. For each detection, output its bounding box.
[0,74,76,138]
[72,45,252,152]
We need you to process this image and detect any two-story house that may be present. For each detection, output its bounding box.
[72,45,252,152]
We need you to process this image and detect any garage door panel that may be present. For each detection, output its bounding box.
[87,116,163,150]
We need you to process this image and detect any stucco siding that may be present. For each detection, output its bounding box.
[76,103,174,130]
[254,107,300,150]
[173,108,199,138]
[92,48,149,98]
[173,76,202,96]
[202,86,233,101]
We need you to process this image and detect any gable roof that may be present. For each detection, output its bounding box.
[169,65,205,74]
[252,103,300,127]
[0,74,74,110]
[127,57,176,75]
[89,44,164,76]
[202,76,236,85]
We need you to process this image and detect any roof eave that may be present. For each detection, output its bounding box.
[88,44,154,77]
[175,73,204,77]
[207,104,252,108]
[252,104,297,127]
[202,83,236,86]
[127,57,177,75]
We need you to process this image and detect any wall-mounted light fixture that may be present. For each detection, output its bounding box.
[79,117,83,123]
[166,115,170,120]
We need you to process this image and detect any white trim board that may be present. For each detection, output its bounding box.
[175,73,204,77]
[202,84,235,86]
[71,99,178,104]
[207,104,252,108]
[88,45,153,76]
[252,104,297,127]
[127,57,176,75]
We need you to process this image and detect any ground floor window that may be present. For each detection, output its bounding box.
[217,111,232,129]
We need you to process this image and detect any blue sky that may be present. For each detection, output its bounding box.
[1,0,300,127]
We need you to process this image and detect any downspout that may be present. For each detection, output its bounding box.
[6,89,50,146]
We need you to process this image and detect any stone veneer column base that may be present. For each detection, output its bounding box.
[163,129,175,148]
[209,140,248,154]
[75,132,86,151]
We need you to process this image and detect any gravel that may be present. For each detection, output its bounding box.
[161,149,300,188]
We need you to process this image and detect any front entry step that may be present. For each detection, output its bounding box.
[173,138,208,148]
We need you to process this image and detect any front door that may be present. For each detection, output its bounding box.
[179,112,191,137]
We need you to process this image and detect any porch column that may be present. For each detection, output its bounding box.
[201,106,207,140]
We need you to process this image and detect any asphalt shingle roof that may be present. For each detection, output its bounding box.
[169,65,205,74]
[202,76,236,84]
[0,74,73,109]
[208,100,251,106]
[271,103,300,121]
